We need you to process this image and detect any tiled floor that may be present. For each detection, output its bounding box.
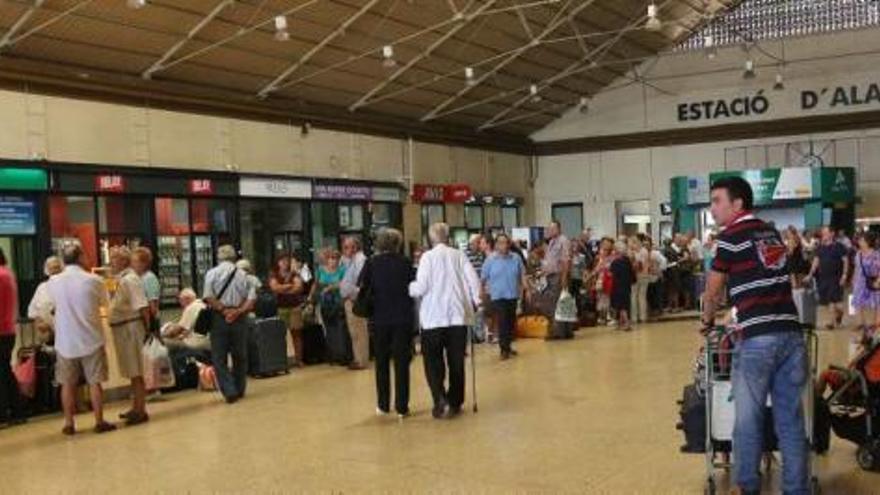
[1,320,878,494]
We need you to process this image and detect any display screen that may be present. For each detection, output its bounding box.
[0,196,36,235]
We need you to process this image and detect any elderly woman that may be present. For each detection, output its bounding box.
[409,223,481,420]
[358,229,415,418]
[269,254,308,367]
[610,240,635,331]
[28,256,64,341]
[311,247,350,366]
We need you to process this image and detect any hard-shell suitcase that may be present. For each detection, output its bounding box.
[792,287,818,329]
[248,317,290,377]
[302,324,327,365]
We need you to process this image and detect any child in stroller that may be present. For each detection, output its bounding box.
[814,334,880,471]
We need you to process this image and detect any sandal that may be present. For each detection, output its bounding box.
[93,421,117,434]
[61,425,76,436]
[125,412,150,426]
[118,410,135,420]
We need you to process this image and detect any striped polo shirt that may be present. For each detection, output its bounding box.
[711,213,801,339]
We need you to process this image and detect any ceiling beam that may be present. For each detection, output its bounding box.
[155,0,322,74]
[347,0,498,112]
[1,0,92,51]
[258,0,383,98]
[479,0,676,130]
[142,0,234,80]
[0,0,45,51]
[421,0,598,122]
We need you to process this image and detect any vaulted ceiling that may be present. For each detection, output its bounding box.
[0,0,738,152]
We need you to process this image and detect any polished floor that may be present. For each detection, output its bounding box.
[1,319,879,494]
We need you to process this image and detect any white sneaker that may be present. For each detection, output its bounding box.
[376,407,389,416]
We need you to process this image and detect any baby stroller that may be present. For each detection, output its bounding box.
[815,337,880,471]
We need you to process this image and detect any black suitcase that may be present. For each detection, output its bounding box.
[248,317,290,377]
[302,324,327,365]
[677,384,707,453]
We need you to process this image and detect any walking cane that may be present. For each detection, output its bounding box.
[470,317,479,413]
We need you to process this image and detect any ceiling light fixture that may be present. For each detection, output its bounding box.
[126,0,147,9]
[381,45,396,68]
[645,3,662,32]
[773,71,785,91]
[274,15,290,41]
[530,84,541,103]
[743,58,756,80]
[704,35,717,59]
[578,96,590,114]
[464,66,475,86]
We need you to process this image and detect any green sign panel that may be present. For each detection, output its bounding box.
[709,168,815,206]
[817,167,855,203]
[0,168,48,191]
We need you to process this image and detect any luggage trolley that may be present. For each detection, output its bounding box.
[703,326,820,495]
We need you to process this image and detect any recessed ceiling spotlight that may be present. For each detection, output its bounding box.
[274,15,290,42]
[529,84,541,103]
[645,3,662,32]
[126,0,147,9]
[464,66,475,86]
[743,58,756,79]
[382,45,397,68]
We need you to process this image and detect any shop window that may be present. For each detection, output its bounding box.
[551,203,583,240]
[338,204,364,231]
[155,198,193,305]
[97,196,150,266]
[191,198,233,234]
[502,206,520,230]
[420,204,445,247]
[50,195,98,268]
[465,205,484,231]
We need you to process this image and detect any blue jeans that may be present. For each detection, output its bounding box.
[733,332,809,494]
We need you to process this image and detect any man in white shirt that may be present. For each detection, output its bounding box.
[340,236,369,370]
[410,223,481,419]
[161,288,209,351]
[108,246,151,426]
[47,245,116,436]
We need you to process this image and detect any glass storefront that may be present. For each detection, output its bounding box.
[50,195,98,268]
[240,199,307,277]
[155,197,192,306]
[97,195,150,266]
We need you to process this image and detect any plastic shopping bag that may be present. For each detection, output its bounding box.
[554,290,578,323]
[142,336,176,391]
[197,362,217,391]
[14,353,36,399]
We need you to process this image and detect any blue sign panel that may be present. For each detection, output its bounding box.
[0,196,36,235]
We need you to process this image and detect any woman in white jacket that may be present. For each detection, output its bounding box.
[27,256,64,341]
[409,223,481,420]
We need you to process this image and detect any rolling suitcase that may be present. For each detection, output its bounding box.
[792,287,818,329]
[248,317,289,377]
[302,324,327,365]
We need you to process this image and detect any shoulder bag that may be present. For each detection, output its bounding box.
[194,268,238,335]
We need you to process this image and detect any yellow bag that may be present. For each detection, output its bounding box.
[516,315,549,339]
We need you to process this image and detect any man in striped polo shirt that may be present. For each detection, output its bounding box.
[701,177,809,495]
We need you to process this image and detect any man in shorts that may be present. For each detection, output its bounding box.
[108,246,151,426]
[47,244,116,435]
[805,226,850,329]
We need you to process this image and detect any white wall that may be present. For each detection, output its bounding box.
[0,89,532,244]
[532,27,880,238]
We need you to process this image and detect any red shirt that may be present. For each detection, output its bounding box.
[0,266,18,335]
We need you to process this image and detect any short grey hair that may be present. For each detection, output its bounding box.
[342,236,362,250]
[614,241,628,254]
[179,288,197,300]
[428,222,450,245]
[43,256,64,277]
[375,228,403,254]
[236,259,253,273]
[217,244,237,262]
[468,233,482,245]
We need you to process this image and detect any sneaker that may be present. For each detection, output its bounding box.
[432,401,449,420]
[396,411,409,421]
[444,406,462,419]
[376,407,390,416]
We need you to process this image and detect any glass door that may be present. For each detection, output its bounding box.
[272,232,305,261]
[191,198,234,294]
[97,196,150,267]
[0,236,38,317]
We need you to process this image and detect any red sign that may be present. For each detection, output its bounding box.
[95,174,125,193]
[444,184,472,203]
[188,179,214,195]
[412,184,472,203]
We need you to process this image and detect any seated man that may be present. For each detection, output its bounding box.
[161,288,209,352]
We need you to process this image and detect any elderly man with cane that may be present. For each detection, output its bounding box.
[410,223,482,419]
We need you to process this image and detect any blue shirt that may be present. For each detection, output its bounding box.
[481,253,524,301]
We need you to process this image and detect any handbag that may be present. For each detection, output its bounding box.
[352,259,373,318]
[194,267,238,335]
[860,255,880,291]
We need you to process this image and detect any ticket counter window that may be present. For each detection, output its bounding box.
[50,195,98,269]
